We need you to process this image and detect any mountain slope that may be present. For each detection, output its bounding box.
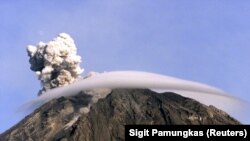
[0,89,240,141]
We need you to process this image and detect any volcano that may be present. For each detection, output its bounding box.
[0,89,239,141]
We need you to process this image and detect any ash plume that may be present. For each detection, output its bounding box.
[27,33,84,96]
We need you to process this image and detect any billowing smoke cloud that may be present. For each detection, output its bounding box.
[27,33,84,95]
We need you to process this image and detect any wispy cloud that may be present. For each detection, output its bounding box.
[20,71,248,123]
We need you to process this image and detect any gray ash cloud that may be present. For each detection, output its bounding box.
[27,33,83,96]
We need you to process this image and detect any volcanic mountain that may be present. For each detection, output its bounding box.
[0,89,239,141]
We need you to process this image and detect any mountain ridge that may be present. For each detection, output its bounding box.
[0,89,240,141]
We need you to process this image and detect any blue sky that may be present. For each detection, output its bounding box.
[1,0,250,133]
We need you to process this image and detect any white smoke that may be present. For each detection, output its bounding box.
[27,33,83,95]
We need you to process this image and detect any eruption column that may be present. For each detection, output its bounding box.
[27,33,83,96]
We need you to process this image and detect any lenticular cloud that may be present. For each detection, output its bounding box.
[22,71,246,121]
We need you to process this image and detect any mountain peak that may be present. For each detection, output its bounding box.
[0,89,239,141]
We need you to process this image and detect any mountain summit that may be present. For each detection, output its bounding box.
[0,89,239,141]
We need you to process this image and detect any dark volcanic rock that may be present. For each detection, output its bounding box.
[0,89,240,141]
